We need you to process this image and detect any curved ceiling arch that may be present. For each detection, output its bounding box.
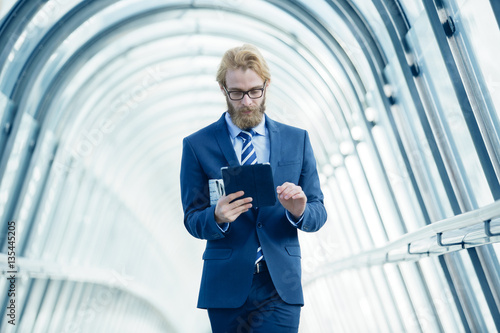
[0,0,392,273]
[0,1,400,331]
[3,0,378,134]
[11,3,372,192]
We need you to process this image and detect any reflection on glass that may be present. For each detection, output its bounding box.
[383,264,418,331]
[357,141,404,240]
[370,266,405,332]
[458,250,496,331]
[422,257,463,332]
[399,261,441,331]
[397,0,426,25]
[0,114,36,244]
[449,0,500,114]
[345,155,388,247]
[408,9,493,209]
[327,176,361,255]
[335,166,373,251]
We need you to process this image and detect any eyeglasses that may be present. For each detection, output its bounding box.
[223,80,267,101]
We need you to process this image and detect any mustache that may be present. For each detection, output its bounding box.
[238,105,259,112]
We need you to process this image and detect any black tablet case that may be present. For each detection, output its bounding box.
[221,164,276,207]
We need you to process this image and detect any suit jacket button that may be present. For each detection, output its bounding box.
[257,222,263,228]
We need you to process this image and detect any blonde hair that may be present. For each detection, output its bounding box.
[216,44,271,86]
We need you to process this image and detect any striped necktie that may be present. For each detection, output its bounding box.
[238,130,264,265]
[238,130,257,165]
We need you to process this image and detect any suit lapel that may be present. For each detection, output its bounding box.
[214,113,240,167]
[254,115,280,219]
[266,115,281,177]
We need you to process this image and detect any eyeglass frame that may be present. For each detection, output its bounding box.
[223,80,267,101]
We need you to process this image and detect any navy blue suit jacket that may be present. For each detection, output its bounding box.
[180,113,327,309]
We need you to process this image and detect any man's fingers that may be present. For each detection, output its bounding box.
[215,191,253,223]
[276,182,292,194]
[277,183,303,200]
[226,201,252,220]
[290,190,306,200]
[226,197,253,212]
[276,182,307,219]
[226,193,252,207]
[221,190,245,203]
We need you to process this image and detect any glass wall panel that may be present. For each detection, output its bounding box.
[40,164,83,261]
[0,113,38,247]
[407,9,492,209]
[323,177,356,257]
[357,141,405,240]
[17,278,49,332]
[14,130,57,255]
[399,0,426,23]
[345,154,388,247]
[399,261,442,331]
[31,280,62,332]
[384,264,419,332]
[444,0,500,117]
[0,0,76,94]
[370,265,405,332]
[24,162,67,259]
[47,281,76,332]
[384,67,452,222]
[371,124,427,232]
[421,256,464,332]
[0,92,14,152]
[359,267,391,331]
[334,166,373,251]
[338,270,370,332]
[59,282,85,332]
[458,250,497,331]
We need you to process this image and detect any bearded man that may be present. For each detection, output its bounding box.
[180,44,327,333]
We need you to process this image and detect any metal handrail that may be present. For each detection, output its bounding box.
[304,200,500,285]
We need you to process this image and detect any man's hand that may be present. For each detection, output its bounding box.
[215,191,253,224]
[277,182,306,219]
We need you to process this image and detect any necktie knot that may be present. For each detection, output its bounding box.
[238,130,254,142]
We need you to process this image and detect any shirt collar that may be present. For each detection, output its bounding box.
[225,112,266,139]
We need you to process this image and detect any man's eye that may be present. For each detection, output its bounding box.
[249,90,263,98]
[230,92,244,98]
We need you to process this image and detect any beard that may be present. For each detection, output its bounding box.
[227,96,266,130]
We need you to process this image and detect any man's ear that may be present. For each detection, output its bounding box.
[265,78,271,88]
[219,84,226,96]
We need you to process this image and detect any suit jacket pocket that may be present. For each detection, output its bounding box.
[276,160,302,186]
[285,246,301,257]
[203,248,233,260]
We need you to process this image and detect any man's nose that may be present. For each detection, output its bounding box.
[241,93,252,106]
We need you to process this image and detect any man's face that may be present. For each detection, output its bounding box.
[221,68,269,130]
